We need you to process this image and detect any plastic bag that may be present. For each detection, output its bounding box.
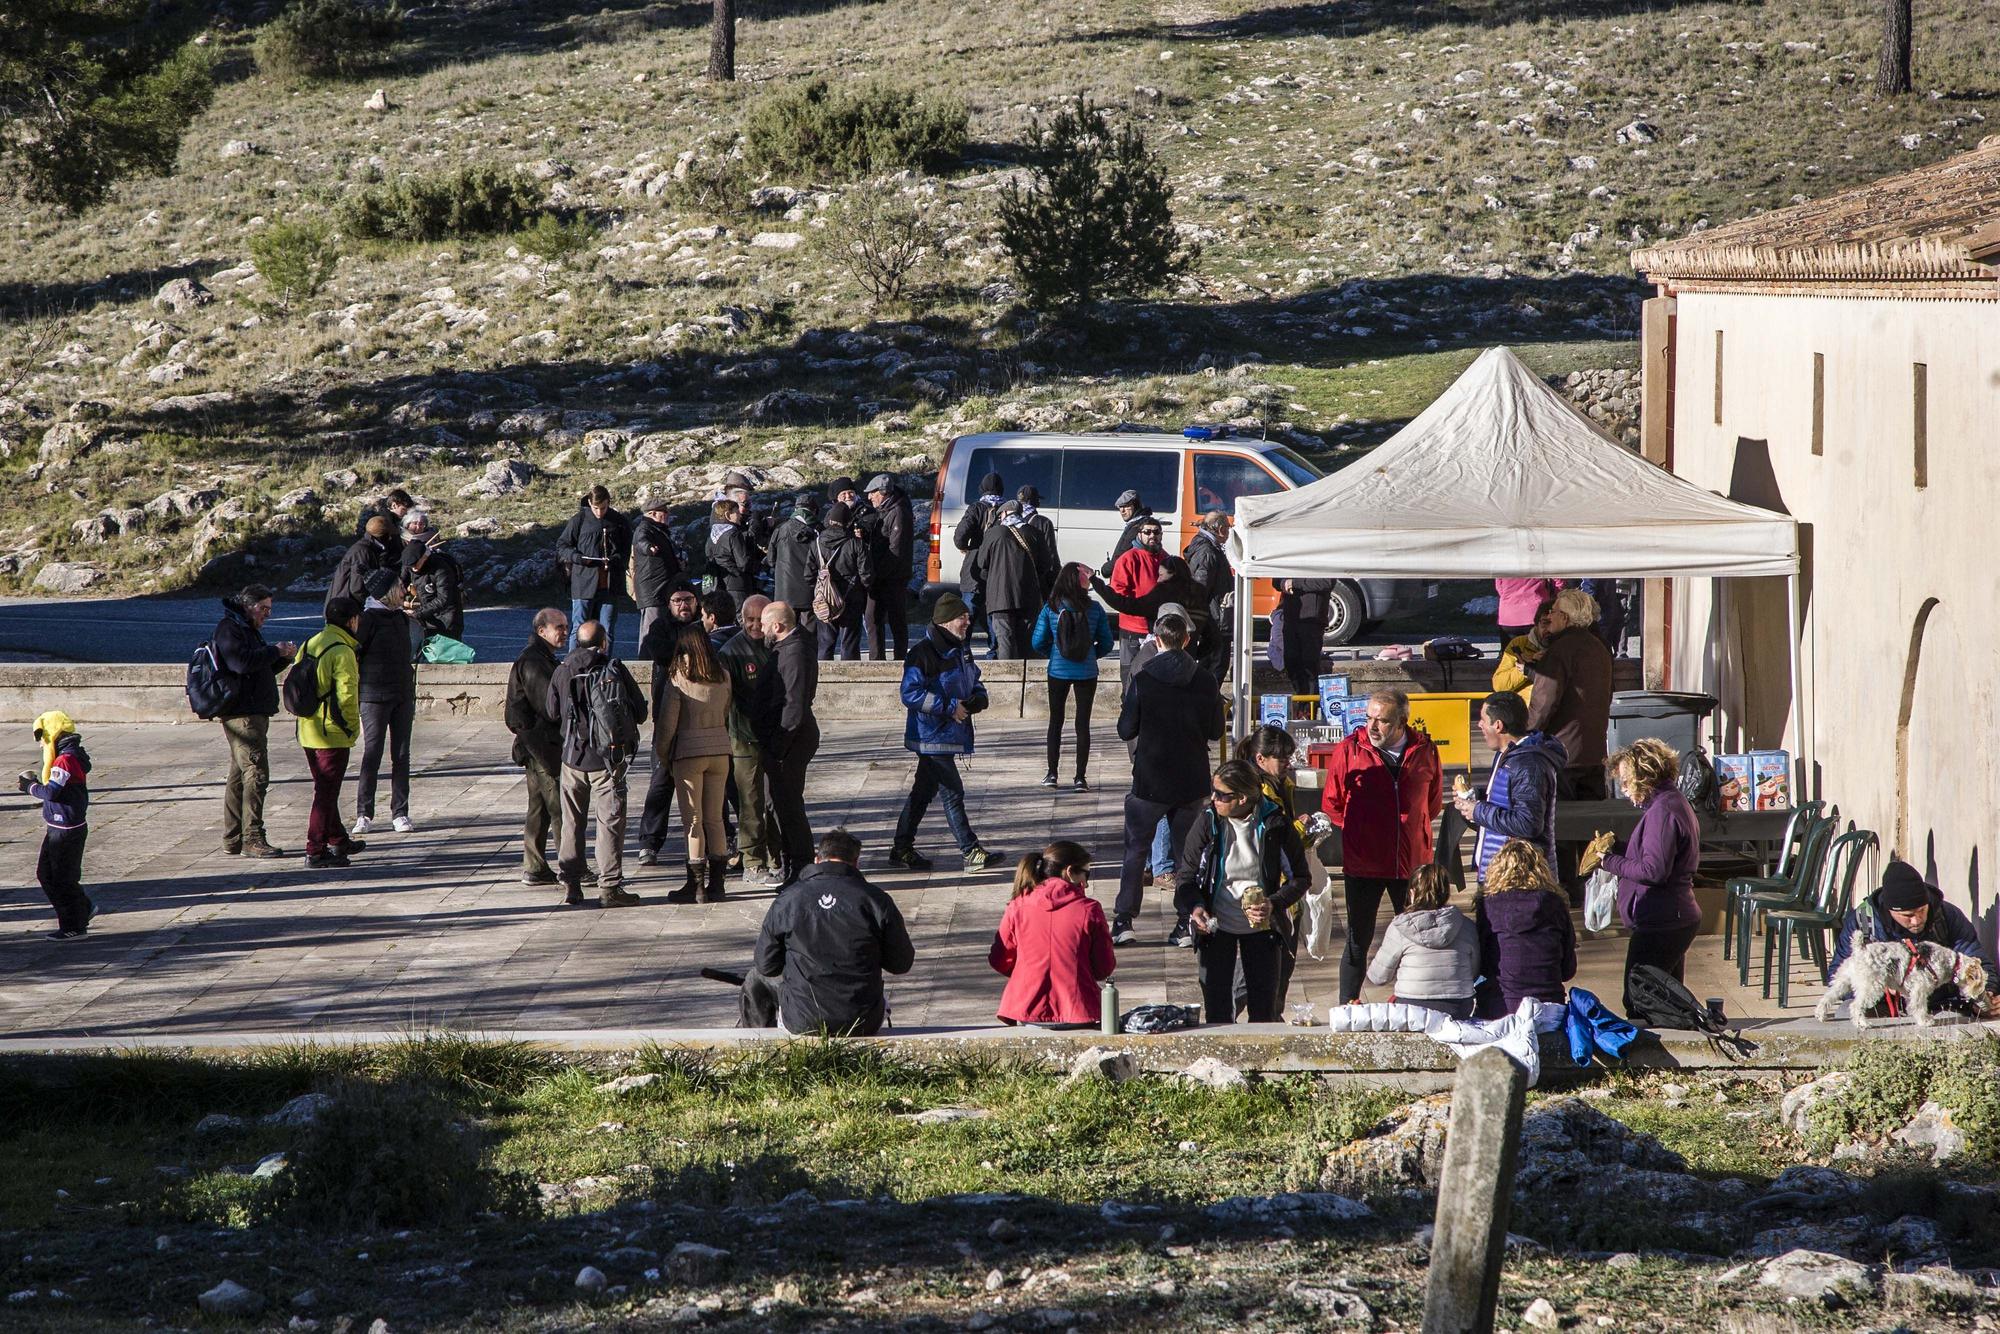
[420,634,476,664]
[1301,883,1336,960]
[1583,867,1619,933]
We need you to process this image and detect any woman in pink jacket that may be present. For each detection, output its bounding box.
[1494,578,1567,640]
[991,841,1117,1028]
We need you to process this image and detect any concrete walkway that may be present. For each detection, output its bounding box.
[0,717,1825,1041]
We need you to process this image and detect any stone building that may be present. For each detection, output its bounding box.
[1632,139,2000,932]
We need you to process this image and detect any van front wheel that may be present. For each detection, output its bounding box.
[1324,580,1366,646]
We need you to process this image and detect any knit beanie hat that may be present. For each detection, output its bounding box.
[824,501,852,528]
[932,591,971,625]
[828,476,858,496]
[1877,861,1931,912]
[979,472,1004,497]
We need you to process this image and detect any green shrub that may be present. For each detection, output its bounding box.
[743,79,967,179]
[337,165,544,243]
[665,152,753,216]
[814,186,938,308]
[1802,1036,2000,1161]
[997,96,1198,313]
[514,212,598,266]
[256,0,403,82]
[249,217,340,311]
[253,1079,537,1229]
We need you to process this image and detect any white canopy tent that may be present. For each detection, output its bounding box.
[1221,347,1806,781]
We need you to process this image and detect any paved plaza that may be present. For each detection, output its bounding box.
[0,717,1821,1042]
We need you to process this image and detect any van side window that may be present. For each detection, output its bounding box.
[1058,450,1177,511]
[1192,453,1281,515]
[961,447,1061,506]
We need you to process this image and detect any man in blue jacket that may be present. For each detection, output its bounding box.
[1454,691,1566,882]
[888,592,997,873]
[1828,861,1999,1019]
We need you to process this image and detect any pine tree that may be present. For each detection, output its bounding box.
[1878,0,1913,94]
[708,0,735,82]
[0,0,214,212]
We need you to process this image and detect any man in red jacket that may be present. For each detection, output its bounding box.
[1321,688,1443,1002]
[1107,518,1165,676]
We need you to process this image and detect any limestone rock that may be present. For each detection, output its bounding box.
[322,468,361,491]
[364,88,393,113]
[146,360,194,385]
[1523,1296,1559,1328]
[1286,1280,1372,1322]
[146,486,223,521]
[154,278,213,314]
[749,186,803,211]
[1890,1100,1966,1163]
[263,1093,335,1128]
[197,1279,265,1317]
[220,140,260,159]
[33,562,106,594]
[750,231,804,250]
[275,487,321,513]
[749,389,834,424]
[575,1265,608,1294]
[598,1073,660,1096]
[1616,120,1660,144]
[37,421,105,466]
[1064,1047,1138,1085]
[665,1241,730,1283]
[1178,1056,1247,1089]
[1780,1072,1856,1135]
[460,458,536,499]
[1757,1249,1877,1306]
[194,1113,246,1137]
[1206,1191,1372,1226]
[901,1106,992,1125]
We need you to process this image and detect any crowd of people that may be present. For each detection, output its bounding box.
[19,480,1990,1047]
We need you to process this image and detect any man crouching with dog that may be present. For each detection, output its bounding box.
[1822,861,2000,1025]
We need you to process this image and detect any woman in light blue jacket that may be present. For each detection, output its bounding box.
[1030,562,1114,791]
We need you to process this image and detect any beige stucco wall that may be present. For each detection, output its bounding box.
[1664,289,2000,932]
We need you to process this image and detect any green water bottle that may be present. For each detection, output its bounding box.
[1100,979,1120,1035]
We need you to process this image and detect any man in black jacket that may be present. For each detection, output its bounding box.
[546,619,648,907]
[399,512,463,642]
[767,493,819,625]
[1278,577,1336,697]
[812,502,875,660]
[1183,512,1233,684]
[705,497,763,615]
[327,516,396,614]
[1101,489,1156,576]
[353,568,419,834]
[953,471,1004,652]
[965,501,1043,660]
[1016,485,1060,596]
[556,486,632,655]
[753,601,819,886]
[631,498,683,661]
[505,608,569,889]
[862,474,914,661]
[1113,613,1222,946]
[636,583,705,866]
[212,583,297,858]
[744,828,914,1034]
[357,488,414,558]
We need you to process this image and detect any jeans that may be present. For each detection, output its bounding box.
[1338,875,1409,1003]
[1045,676,1097,779]
[558,761,628,891]
[1119,795,1200,924]
[673,753,730,860]
[764,723,820,878]
[894,752,978,855]
[1624,923,1702,1016]
[865,579,909,660]
[1150,818,1175,876]
[37,826,91,932]
[356,696,414,820]
[989,609,1030,660]
[522,752,559,877]
[304,747,351,856]
[639,752,679,855]
[1197,929,1283,1024]
[569,592,617,654]
[732,748,774,869]
[1117,630,1146,680]
[220,714,271,847]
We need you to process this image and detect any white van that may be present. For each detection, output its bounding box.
[925,429,1428,642]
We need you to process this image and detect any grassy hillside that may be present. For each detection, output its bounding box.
[0,0,1991,596]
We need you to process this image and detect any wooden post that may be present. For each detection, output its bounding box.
[1422,1047,1527,1334]
[1638,292,1676,691]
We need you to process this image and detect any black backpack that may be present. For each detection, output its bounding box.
[1055,603,1091,661]
[1624,965,1753,1057]
[582,659,640,759]
[185,641,239,720]
[1678,746,1722,815]
[282,643,326,720]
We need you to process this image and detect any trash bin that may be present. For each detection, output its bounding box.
[1606,691,1719,758]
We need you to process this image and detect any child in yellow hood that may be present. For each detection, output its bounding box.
[17,711,96,938]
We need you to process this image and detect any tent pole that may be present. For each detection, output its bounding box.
[1800,572,1816,804]
[1232,572,1253,739]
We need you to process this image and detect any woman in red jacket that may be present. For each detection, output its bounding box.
[991,841,1117,1028]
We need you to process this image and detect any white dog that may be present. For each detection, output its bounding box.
[1816,940,1988,1029]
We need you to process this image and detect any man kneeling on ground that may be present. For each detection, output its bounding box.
[739,828,914,1035]
[1827,860,2000,1020]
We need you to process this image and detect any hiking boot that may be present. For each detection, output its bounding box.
[636,848,659,867]
[963,847,998,873]
[222,842,242,856]
[241,838,286,859]
[307,851,350,869]
[700,856,729,904]
[333,839,367,857]
[521,867,559,886]
[351,815,375,835]
[1111,917,1138,947]
[666,866,698,905]
[887,845,932,872]
[562,882,587,907]
[600,886,643,908]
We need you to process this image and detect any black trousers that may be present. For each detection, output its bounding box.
[1046,677,1098,779]
[866,579,909,661]
[1339,875,1409,1002]
[1198,929,1282,1023]
[1623,922,1702,1016]
[816,605,865,661]
[765,723,820,879]
[1402,994,1476,1020]
[989,609,1030,660]
[1283,615,1327,696]
[1555,766,1610,903]
[37,825,91,932]
[639,753,679,855]
[356,697,414,820]
[1118,795,1199,924]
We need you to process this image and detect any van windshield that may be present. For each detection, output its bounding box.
[1262,446,1322,487]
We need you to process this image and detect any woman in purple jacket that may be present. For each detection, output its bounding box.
[1595,738,1702,1015]
[1474,839,1577,1018]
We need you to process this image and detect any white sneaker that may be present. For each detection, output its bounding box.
[392,816,415,833]
[351,816,375,835]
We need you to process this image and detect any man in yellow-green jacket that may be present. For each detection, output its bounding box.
[297,596,365,869]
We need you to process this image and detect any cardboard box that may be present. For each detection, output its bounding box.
[1317,674,1351,721]
[1715,755,1754,813]
[1752,750,1793,810]
[1260,693,1291,727]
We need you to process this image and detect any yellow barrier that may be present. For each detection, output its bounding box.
[1278,691,1488,770]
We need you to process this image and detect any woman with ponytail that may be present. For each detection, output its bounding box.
[990,840,1117,1027]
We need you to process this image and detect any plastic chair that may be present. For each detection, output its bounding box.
[1734,813,1837,987]
[1764,827,1877,1007]
[1722,800,1826,961]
